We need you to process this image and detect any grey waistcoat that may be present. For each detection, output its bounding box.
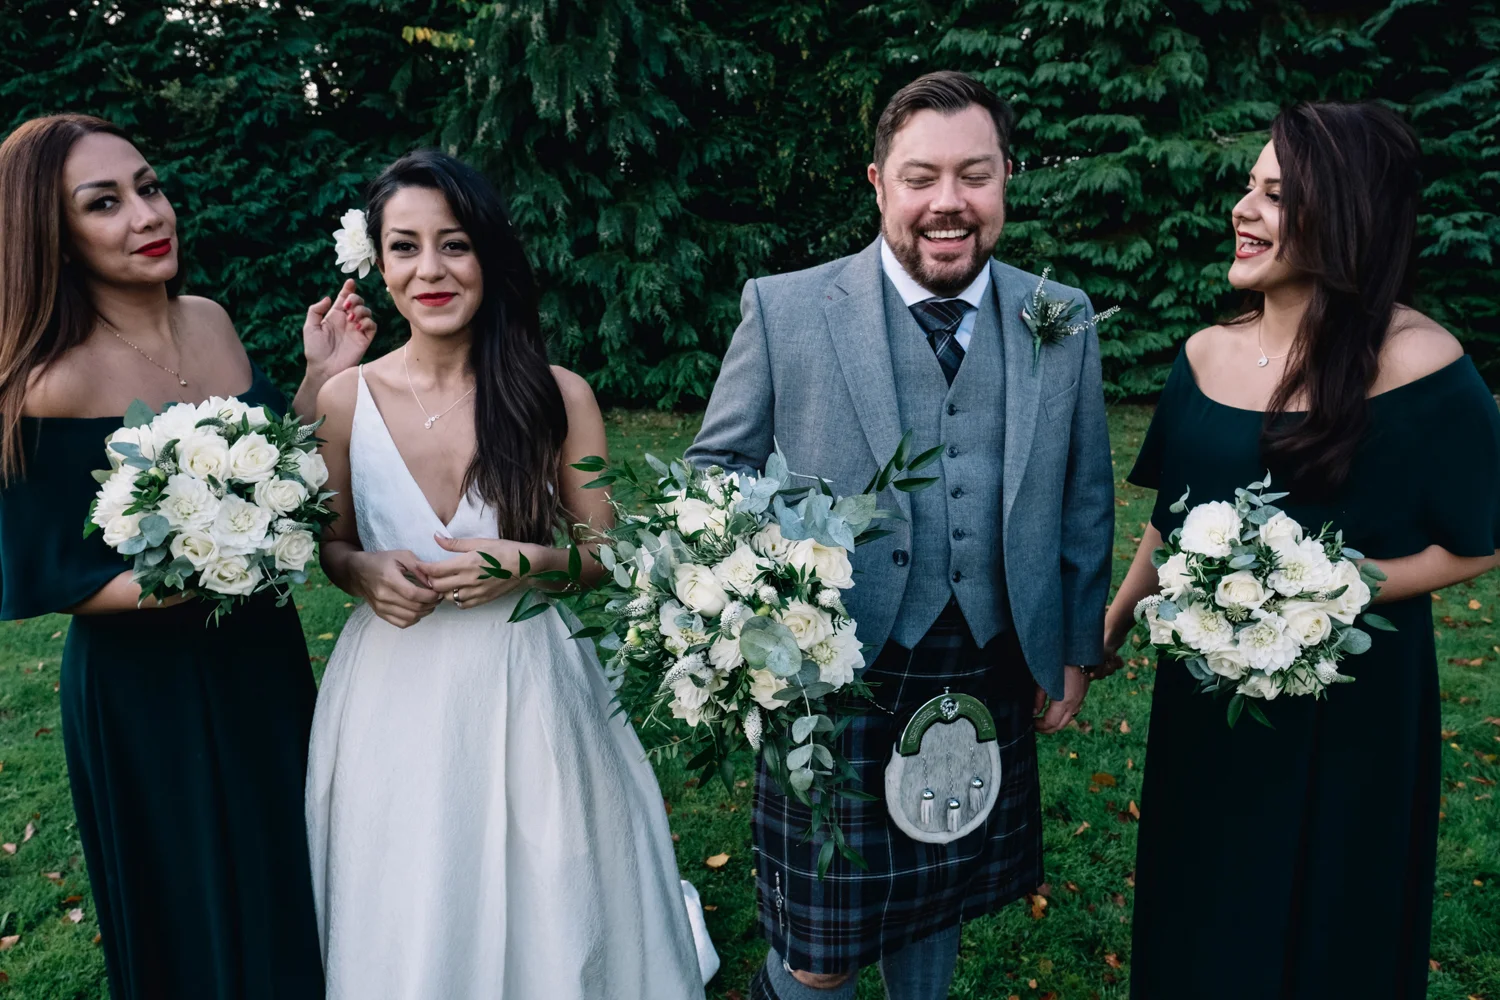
[883,275,1012,648]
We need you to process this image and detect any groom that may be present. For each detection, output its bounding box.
[686,71,1114,998]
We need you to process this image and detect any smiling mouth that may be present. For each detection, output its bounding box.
[414,293,456,306]
[1235,234,1273,259]
[134,239,172,257]
[922,228,973,246]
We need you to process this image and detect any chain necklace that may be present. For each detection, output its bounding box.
[1255,319,1291,369]
[404,344,475,430]
[109,316,188,387]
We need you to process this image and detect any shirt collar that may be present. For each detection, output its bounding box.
[879,236,991,310]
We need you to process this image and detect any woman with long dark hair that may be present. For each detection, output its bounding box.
[1104,102,1500,997]
[304,150,710,999]
[0,114,374,997]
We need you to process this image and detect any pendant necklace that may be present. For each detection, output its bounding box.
[404,344,475,429]
[110,315,189,387]
[1255,320,1290,369]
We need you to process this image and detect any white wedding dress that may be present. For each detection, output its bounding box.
[305,370,713,1000]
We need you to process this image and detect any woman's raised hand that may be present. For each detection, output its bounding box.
[304,278,377,377]
[349,549,441,629]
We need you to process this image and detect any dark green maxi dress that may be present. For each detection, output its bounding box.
[1127,350,1500,999]
[0,367,325,999]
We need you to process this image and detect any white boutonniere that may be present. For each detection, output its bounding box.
[332,209,378,279]
[1019,266,1120,370]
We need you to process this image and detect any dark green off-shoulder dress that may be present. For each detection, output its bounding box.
[1125,350,1500,998]
[0,367,325,999]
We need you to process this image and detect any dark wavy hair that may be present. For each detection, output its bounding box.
[365,150,567,544]
[1251,102,1423,495]
[0,115,183,481]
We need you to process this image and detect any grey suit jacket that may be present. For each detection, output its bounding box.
[686,239,1114,698]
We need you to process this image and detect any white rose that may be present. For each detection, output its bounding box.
[169,529,218,570]
[751,523,799,565]
[670,698,711,728]
[1258,511,1304,551]
[196,395,252,427]
[1175,602,1235,653]
[1235,614,1300,673]
[101,511,144,549]
[779,600,834,651]
[270,529,316,573]
[1156,552,1193,602]
[748,668,789,711]
[210,495,273,556]
[1146,606,1178,645]
[708,634,745,674]
[712,543,768,598]
[253,478,309,516]
[93,468,138,526]
[1268,538,1335,597]
[1323,559,1372,625]
[1179,500,1243,558]
[149,402,203,455]
[104,425,154,468]
[673,563,729,617]
[226,433,280,484]
[787,539,855,590]
[668,657,724,712]
[809,625,863,688]
[1236,672,1281,701]
[1214,570,1270,611]
[158,473,220,530]
[176,431,231,481]
[1204,645,1250,680]
[199,554,262,596]
[673,498,726,537]
[294,450,329,490]
[1280,600,1333,647]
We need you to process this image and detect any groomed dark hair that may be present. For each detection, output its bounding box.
[366,150,568,545]
[873,70,1016,167]
[0,115,183,482]
[1253,101,1423,495]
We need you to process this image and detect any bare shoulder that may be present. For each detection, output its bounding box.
[316,365,361,436]
[551,365,599,411]
[22,350,98,417]
[1375,308,1464,393]
[1183,323,1235,365]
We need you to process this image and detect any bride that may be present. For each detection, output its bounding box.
[304,150,711,999]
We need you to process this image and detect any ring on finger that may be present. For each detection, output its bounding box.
[452,588,462,608]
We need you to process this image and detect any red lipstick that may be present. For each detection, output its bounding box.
[134,239,172,258]
[414,292,456,307]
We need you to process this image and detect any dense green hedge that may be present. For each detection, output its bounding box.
[4,1,1496,403]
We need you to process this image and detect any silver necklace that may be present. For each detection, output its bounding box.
[403,344,474,430]
[1256,320,1291,369]
[109,316,189,387]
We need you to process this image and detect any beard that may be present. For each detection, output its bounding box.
[882,214,1001,297]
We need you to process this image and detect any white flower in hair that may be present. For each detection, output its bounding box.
[332,209,377,279]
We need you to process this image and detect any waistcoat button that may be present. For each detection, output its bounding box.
[946,445,958,458]
[892,549,910,567]
[946,403,957,416]
[951,570,963,583]
[951,528,965,540]
[950,487,963,499]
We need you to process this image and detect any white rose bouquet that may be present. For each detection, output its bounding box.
[499,437,939,874]
[1134,473,1395,727]
[85,398,337,623]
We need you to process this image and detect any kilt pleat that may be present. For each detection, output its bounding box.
[751,612,1043,974]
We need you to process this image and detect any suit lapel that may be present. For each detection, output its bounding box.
[824,240,909,517]
[997,262,1041,528]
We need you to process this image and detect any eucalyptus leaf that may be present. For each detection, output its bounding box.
[792,714,819,743]
[739,616,802,677]
[763,449,790,487]
[810,744,834,769]
[786,744,815,769]
[831,494,877,534]
[788,767,815,793]
[1156,600,1180,621]
[1168,487,1191,514]
[123,399,156,429]
[1228,553,1257,569]
[1361,613,1398,633]
[118,534,150,556]
[1338,627,1372,655]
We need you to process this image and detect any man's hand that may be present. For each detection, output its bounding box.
[1034,667,1091,735]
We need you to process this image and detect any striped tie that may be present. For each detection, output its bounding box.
[909,298,969,386]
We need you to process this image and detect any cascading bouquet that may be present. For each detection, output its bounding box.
[1134,473,1394,727]
[496,437,939,874]
[85,397,336,622]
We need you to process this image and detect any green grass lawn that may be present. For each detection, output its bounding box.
[2,406,1497,999]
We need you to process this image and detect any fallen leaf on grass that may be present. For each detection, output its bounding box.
[1040,992,1058,1000]
[1105,953,1123,969]
[67,908,84,923]
[1469,599,1483,610]
[1113,893,1126,907]
[1028,894,1048,919]
[1119,719,1131,734]
[1064,881,1080,893]
[23,822,34,842]
[704,853,730,869]
[62,895,82,905]
[34,728,51,738]
[92,934,101,945]
[0,935,17,950]
[1126,871,1136,887]
[1073,821,1090,836]
[1473,776,1496,786]
[1,843,14,855]
[42,872,62,885]
[1091,772,1117,787]
[50,631,62,639]
[1128,801,1141,820]
[316,632,335,641]
[1429,959,1441,972]
[1027,980,1038,989]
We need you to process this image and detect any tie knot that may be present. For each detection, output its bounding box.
[909,298,969,337]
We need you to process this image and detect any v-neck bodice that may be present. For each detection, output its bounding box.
[350,369,496,562]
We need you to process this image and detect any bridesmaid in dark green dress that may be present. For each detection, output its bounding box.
[0,115,374,997]
[1103,103,1500,998]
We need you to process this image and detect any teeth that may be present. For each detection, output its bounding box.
[1239,237,1271,250]
[925,229,970,240]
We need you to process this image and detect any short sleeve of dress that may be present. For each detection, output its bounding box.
[1126,348,1188,491]
[0,419,125,620]
[1419,360,1500,558]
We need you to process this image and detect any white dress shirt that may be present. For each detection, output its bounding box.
[879,237,991,351]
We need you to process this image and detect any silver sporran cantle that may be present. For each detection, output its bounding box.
[884,690,1001,844]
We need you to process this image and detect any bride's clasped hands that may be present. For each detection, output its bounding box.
[417,534,563,611]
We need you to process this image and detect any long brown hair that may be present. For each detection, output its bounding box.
[0,115,181,481]
[1253,102,1423,495]
[365,151,568,544]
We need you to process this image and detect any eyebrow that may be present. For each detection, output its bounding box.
[900,156,999,172]
[388,227,467,236]
[72,165,153,197]
[1248,172,1281,185]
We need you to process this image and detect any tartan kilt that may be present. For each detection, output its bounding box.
[751,609,1043,974]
